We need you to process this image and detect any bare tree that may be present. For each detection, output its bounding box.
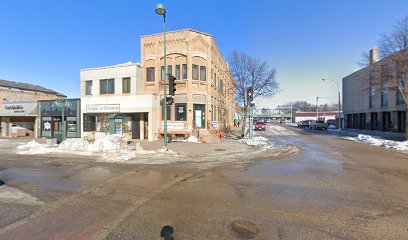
[97,113,110,135]
[229,50,279,136]
[358,50,371,67]
[378,15,408,58]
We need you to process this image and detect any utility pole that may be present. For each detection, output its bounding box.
[316,97,319,119]
[290,104,293,123]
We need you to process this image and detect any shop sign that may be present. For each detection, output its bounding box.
[0,102,38,116]
[163,122,185,130]
[86,104,120,113]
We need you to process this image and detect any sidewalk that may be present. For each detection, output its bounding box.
[133,127,247,158]
[328,128,405,141]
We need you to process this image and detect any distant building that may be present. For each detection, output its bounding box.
[294,112,338,122]
[343,49,406,133]
[0,79,65,137]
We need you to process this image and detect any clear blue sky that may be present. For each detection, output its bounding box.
[1,0,408,108]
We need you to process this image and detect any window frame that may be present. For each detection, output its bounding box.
[100,79,115,94]
[122,77,131,94]
[175,103,187,121]
[83,115,96,132]
[175,65,181,80]
[192,64,199,80]
[182,64,187,79]
[85,80,92,95]
[162,104,171,121]
[200,66,206,81]
[146,67,155,82]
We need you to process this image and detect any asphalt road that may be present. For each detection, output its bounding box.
[0,124,408,239]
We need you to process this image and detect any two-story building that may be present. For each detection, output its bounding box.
[343,49,406,133]
[80,63,157,141]
[141,29,236,138]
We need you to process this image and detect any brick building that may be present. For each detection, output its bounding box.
[141,29,236,138]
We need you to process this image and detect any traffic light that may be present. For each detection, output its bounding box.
[168,75,176,96]
[247,87,253,103]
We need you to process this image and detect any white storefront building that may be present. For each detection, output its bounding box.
[80,63,158,141]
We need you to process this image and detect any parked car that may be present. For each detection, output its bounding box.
[309,120,328,130]
[326,119,336,126]
[254,121,266,131]
[297,120,312,128]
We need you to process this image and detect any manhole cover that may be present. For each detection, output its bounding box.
[230,219,260,239]
[0,179,5,186]
[215,148,227,151]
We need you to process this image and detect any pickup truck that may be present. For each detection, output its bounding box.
[309,120,328,130]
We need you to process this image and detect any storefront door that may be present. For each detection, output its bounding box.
[109,117,123,135]
[193,104,205,129]
[132,114,140,139]
[52,117,61,138]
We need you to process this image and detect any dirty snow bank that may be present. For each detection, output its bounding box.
[16,135,179,162]
[238,136,275,150]
[345,134,408,151]
[17,140,56,154]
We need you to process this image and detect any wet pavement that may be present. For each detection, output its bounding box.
[0,124,408,239]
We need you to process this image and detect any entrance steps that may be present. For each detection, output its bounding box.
[195,129,222,143]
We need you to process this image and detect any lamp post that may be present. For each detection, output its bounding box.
[54,98,69,142]
[156,3,168,150]
[322,78,341,129]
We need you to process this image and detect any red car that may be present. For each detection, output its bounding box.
[254,122,266,131]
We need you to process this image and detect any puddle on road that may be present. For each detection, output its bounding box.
[250,135,343,177]
[1,168,80,191]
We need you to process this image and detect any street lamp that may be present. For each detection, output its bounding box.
[322,78,341,129]
[156,3,168,150]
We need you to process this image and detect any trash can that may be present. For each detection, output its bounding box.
[54,133,63,144]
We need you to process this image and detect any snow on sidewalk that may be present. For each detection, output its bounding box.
[344,134,408,151]
[15,135,179,162]
[238,135,275,149]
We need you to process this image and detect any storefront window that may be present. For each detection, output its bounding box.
[96,114,110,133]
[162,105,171,120]
[83,115,96,132]
[67,121,77,132]
[175,104,187,121]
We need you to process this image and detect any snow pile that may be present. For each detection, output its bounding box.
[15,135,180,163]
[187,136,200,143]
[16,140,56,154]
[58,138,89,152]
[58,135,127,153]
[239,136,269,146]
[346,134,408,151]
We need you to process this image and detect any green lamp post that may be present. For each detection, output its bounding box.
[156,3,168,150]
